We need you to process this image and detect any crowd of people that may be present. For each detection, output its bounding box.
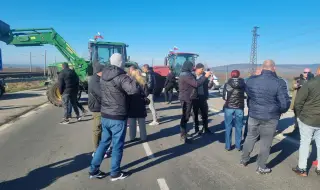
[57,53,320,181]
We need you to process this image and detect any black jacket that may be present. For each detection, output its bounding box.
[128,81,148,118]
[100,65,140,120]
[145,69,156,94]
[246,70,290,121]
[294,76,320,127]
[88,74,102,112]
[223,78,246,109]
[195,73,214,100]
[58,68,79,95]
[178,61,206,103]
[164,72,177,90]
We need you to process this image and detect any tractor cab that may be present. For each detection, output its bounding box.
[164,52,199,76]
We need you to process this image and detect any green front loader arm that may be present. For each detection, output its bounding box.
[1,27,87,81]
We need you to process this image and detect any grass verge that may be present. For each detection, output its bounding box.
[5,81,46,93]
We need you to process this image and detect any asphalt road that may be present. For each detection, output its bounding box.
[0,96,319,190]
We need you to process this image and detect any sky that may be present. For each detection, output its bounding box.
[1,0,320,67]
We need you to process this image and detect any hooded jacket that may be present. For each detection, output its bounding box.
[223,78,246,109]
[100,65,140,120]
[145,68,156,94]
[58,67,79,95]
[178,61,207,102]
[88,65,104,112]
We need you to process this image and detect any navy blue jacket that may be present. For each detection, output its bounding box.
[246,70,290,121]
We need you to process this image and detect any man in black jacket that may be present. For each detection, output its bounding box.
[58,63,80,124]
[89,53,139,181]
[164,68,177,104]
[142,64,159,125]
[88,64,111,159]
[241,60,290,174]
[179,61,211,143]
[192,63,214,135]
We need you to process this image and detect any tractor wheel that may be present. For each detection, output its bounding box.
[46,82,63,107]
[154,73,165,97]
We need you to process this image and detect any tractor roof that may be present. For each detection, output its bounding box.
[90,41,128,46]
[169,52,199,56]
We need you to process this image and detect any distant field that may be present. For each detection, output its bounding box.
[1,67,44,72]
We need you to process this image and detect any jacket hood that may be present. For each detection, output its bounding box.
[181,61,194,72]
[101,65,126,82]
[228,78,245,89]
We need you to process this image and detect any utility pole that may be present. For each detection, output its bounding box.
[249,26,259,75]
[44,50,47,76]
[29,52,32,72]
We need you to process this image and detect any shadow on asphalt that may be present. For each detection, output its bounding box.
[122,122,225,174]
[277,117,295,133]
[0,153,92,190]
[0,105,30,110]
[0,93,42,100]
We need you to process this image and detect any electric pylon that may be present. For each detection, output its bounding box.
[249,26,259,75]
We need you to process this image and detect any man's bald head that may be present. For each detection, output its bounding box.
[262,59,276,72]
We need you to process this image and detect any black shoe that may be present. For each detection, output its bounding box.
[315,168,320,176]
[240,160,248,167]
[292,166,307,177]
[89,170,107,179]
[110,171,131,181]
[82,109,88,117]
[256,167,272,174]
[203,128,214,135]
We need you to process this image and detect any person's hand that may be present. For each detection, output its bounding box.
[205,71,212,78]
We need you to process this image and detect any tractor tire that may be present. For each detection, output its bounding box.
[46,82,63,107]
[154,73,165,97]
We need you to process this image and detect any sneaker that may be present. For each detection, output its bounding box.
[60,119,70,124]
[180,135,192,144]
[256,167,272,174]
[315,168,320,176]
[89,170,107,179]
[82,109,88,117]
[149,121,159,126]
[292,166,307,177]
[110,171,131,181]
[202,128,214,135]
[240,160,248,167]
[77,116,82,121]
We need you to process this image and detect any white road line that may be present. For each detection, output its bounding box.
[0,123,13,132]
[142,142,154,159]
[39,103,49,108]
[157,178,170,190]
[19,110,37,118]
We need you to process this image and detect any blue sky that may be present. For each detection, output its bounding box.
[1,0,320,67]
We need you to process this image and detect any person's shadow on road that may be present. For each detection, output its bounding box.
[0,153,92,190]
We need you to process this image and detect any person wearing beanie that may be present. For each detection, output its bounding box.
[178,61,211,144]
[192,63,214,135]
[88,64,111,159]
[89,53,139,181]
[222,70,245,151]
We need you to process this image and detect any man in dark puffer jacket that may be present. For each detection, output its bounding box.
[178,61,211,144]
[241,59,290,174]
[223,70,245,151]
[89,53,139,181]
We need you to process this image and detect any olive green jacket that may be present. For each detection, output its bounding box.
[294,76,320,127]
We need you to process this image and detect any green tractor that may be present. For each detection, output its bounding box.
[0,20,138,107]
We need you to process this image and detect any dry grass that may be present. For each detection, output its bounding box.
[5,81,46,93]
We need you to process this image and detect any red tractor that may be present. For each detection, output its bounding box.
[153,52,199,97]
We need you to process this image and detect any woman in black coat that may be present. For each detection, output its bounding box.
[128,69,149,142]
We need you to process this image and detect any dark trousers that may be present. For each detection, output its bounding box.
[242,117,278,169]
[164,88,173,103]
[62,92,80,119]
[180,101,193,136]
[192,96,209,131]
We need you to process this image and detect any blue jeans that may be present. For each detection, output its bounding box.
[224,108,244,150]
[90,117,127,176]
[298,118,320,170]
